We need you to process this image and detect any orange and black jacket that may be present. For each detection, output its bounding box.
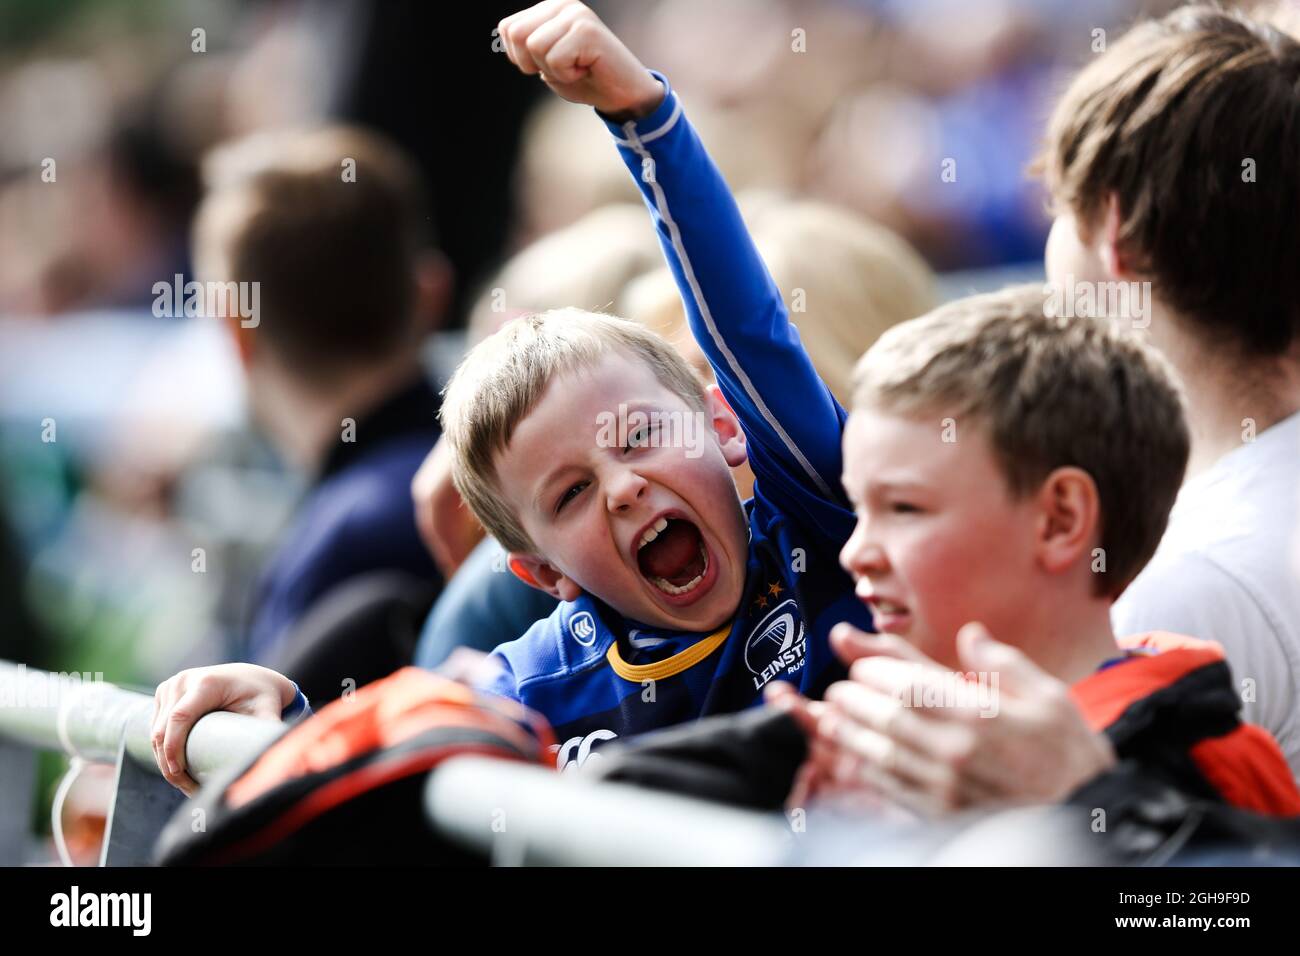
[1071,632,1300,817]
[596,631,1300,820]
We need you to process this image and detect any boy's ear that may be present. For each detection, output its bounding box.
[704,384,747,467]
[508,553,583,602]
[1099,193,1135,281]
[1033,467,1101,580]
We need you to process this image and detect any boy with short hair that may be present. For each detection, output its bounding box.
[434,0,893,761]
[778,283,1300,816]
[152,0,870,785]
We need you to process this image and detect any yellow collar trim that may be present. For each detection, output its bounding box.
[606,621,733,682]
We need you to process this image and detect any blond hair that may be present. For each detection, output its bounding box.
[440,308,707,553]
[750,198,936,403]
[852,284,1190,597]
[465,204,662,346]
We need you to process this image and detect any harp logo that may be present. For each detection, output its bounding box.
[744,598,807,689]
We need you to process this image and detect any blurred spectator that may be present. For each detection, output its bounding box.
[192,125,449,685]
[0,59,214,316]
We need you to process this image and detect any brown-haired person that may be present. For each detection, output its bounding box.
[193,126,450,692]
[771,285,1300,819]
[1037,4,1300,778]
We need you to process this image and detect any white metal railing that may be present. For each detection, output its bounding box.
[1,659,797,866]
[426,755,790,866]
[0,660,281,865]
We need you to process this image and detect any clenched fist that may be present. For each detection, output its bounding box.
[498,1,664,121]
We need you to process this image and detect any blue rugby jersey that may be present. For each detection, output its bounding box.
[477,72,873,769]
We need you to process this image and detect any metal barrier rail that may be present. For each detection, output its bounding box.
[426,755,790,866]
[0,660,281,866]
[1,659,794,866]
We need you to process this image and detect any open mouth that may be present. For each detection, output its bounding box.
[866,595,912,633]
[635,516,710,597]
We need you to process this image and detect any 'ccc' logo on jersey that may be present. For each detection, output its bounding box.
[554,729,617,771]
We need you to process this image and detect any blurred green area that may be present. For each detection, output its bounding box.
[0,0,174,53]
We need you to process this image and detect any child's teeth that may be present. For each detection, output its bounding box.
[638,517,673,551]
[651,572,703,595]
[648,543,708,596]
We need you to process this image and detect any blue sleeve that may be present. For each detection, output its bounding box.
[474,651,523,703]
[280,684,312,722]
[601,72,850,519]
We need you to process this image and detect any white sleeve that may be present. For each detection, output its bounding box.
[1113,551,1300,778]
